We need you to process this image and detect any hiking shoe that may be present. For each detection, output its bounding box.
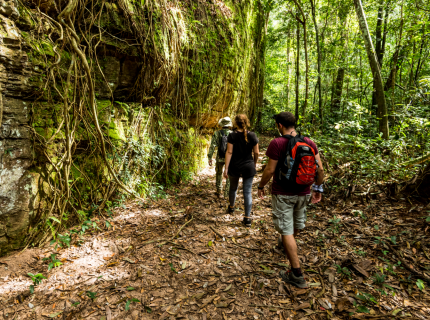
[279,270,308,288]
[242,217,252,227]
[226,206,234,214]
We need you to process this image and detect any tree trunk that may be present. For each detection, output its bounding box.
[311,0,323,124]
[353,0,389,139]
[295,18,300,120]
[292,0,309,118]
[374,0,384,66]
[414,20,427,81]
[372,0,388,110]
[332,68,345,112]
[286,26,291,108]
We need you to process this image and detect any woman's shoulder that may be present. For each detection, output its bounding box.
[247,131,258,141]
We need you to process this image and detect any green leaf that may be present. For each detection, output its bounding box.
[30,284,34,294]
[48,311,63,318]
[127,286,135,291]
[208,240,213,247]
[416,279,425,291]
[125,300,131,311]
[49,216,61,224]
[356,306,370,313]
[86,291,97,300]
[392,309,402,315]
[169,263,178,273]
[374,225,379,230]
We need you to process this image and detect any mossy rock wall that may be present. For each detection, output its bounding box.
[0,0,265,253]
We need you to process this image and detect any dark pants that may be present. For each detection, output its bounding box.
[228,175,254,217]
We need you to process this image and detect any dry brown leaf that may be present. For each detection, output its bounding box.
[294,302,310,310]
[336,297,352,312]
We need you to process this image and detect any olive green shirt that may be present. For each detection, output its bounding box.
[208,128,232,163]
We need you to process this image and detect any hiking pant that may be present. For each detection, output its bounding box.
[228,175,254,217]
[215,161,230,197]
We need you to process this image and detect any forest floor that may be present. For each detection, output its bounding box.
[0,136,430,320]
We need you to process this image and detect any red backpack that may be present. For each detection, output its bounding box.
[276,135,318,190]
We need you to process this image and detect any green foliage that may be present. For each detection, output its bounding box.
[27,273,46,293]
[372,273,386,285]
[50,233,71,250]
[328,215,341,233]
[43,254,62,271]
[86,291,97,301]
[416,279,425,291]
[125,298,140,311]
[261,0,430,196]
[335,264,351,279]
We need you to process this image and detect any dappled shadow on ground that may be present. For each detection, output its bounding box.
[0,136,429,319]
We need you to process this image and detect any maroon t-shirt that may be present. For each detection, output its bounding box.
[266,136,318,196]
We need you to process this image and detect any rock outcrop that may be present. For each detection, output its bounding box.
[0,0,265,253]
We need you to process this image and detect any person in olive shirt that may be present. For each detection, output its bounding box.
[223,114,259,227]
[208,117,233,198]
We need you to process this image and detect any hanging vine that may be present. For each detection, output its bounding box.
[19,0,265,247]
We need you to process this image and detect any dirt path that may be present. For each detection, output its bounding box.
[0,137,429,319]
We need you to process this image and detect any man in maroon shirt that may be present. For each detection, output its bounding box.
[257,112,324,288]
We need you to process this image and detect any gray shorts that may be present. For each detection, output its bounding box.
[271,194,310,235]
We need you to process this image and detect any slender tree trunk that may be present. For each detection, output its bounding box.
[295,18,300,120]
[292,0,309,118]
[354,0,389,139]
[375,0,385,66]
[286,27,291,108]
[414,20,427,81]
[380,2,389,67]
[372,0,387,110]
[408,42,416,89]
[311,0,323,124]
[332,68,345,112]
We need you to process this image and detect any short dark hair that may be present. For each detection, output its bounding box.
[274,112,296,128]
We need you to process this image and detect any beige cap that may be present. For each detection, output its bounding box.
[218,117,232,127]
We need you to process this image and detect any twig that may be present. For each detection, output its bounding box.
[387,243,430,283]
[172,216,194,239]
[422,243,430,261]
[315,274,325,298]
[210,226,225,239]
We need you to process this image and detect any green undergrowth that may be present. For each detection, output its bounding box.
[257,100,430,199]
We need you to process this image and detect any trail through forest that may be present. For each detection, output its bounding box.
[0,137,429,320]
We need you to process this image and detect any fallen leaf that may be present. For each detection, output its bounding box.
[336,298,352,312]
[278,299,291,304]
[294,302,310,310]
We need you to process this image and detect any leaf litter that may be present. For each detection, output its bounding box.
[0,137,429,319]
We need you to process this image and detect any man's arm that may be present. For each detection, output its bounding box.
[207,131,219,165]
[258,157,278,198]
[315,153,324,185]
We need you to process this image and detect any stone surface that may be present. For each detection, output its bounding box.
[0,0,263,254]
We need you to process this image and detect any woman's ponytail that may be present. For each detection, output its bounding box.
[234,114,250,143]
